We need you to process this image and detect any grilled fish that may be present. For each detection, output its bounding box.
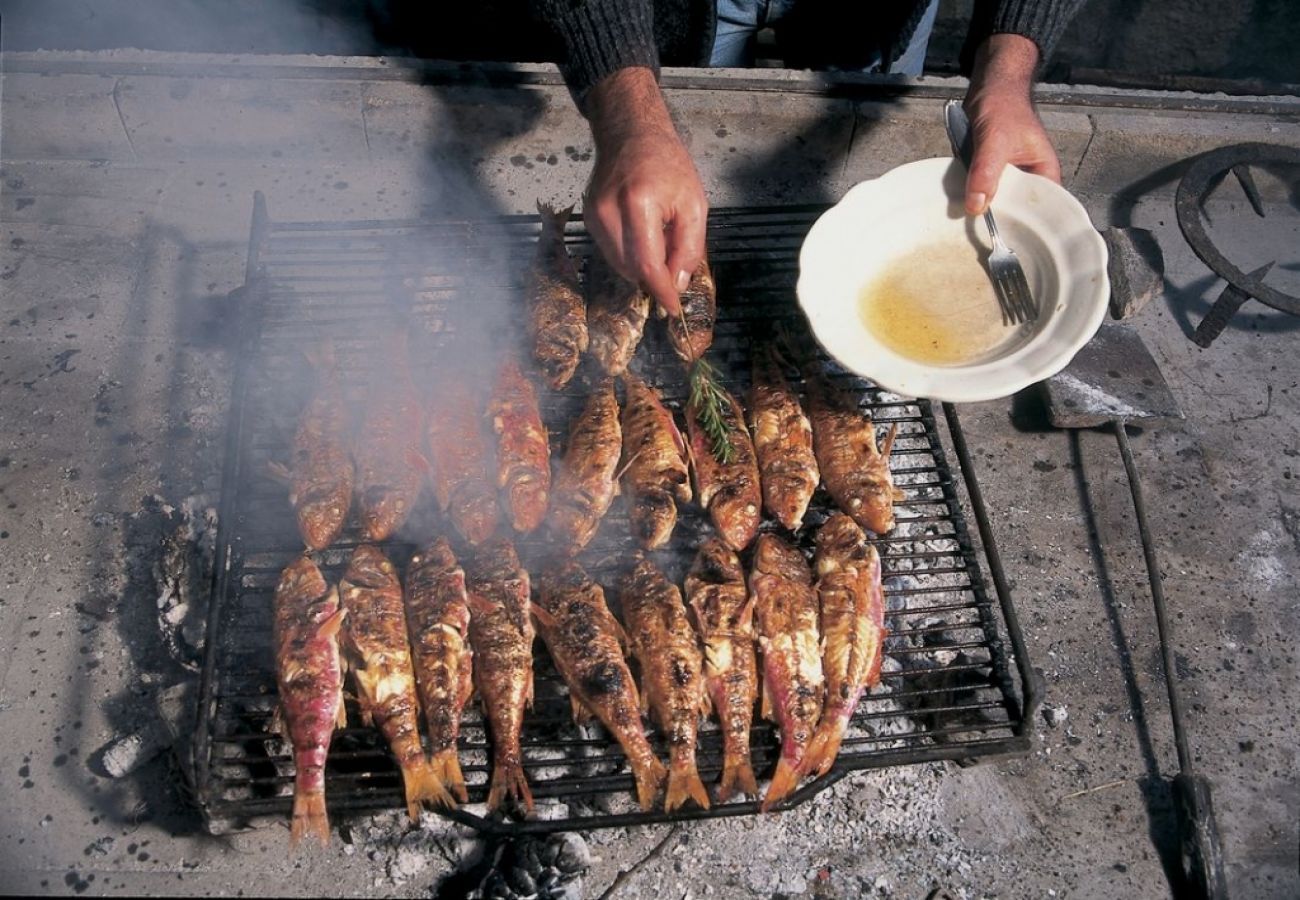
[685,539,758,802]
[749,534,824,811]
[806,372,902,535]
[273,556,346,846]
[528,202,588,389]
[620,372,691,550]
[465,537,535,814]
[686,382,762,551]
[665,260,716,363]
[270,342,353,551]
[404,539,474,806]
[338,545,448,817]
[354,331,426,541]
[587,251,651,376]
[804,514,886,778]
[618,556,710,811]
[487,354,550,533]
[426,376,500,546]
[534,562,666,811]
[549,379,622,553]
[750,347,818,531]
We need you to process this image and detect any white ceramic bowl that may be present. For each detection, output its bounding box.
[797,157,1109,402]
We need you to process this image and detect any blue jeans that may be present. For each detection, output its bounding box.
[710,0,940,75]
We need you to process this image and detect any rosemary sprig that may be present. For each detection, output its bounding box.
[689,358,737,465]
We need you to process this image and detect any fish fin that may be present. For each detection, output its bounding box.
[759,673,773,722]
[267,461,293,485]
[428,748,468,806]
[268,705,284,737]
[568,692,594,725]
[760,756,803,813]
[632,756,668,812]
[664,761,711,812]
[717,756,759,803]
[335,691,348,730]
[802,717,847,780]
[290,789,330,848]
[610,617,631,654]
[317,605,346,640]
[738,593,757,629]
[400,758,453,819]
[486,758,535,816]
[406,447,433,475]
[526,669,535,710]
[529,601,558,631]
[879,421,899,458]
[466,591,496,619]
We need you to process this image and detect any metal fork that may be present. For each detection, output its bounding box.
[943,100,1038,326]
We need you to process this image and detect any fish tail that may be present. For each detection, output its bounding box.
[760,756,803,813]
[486,758,535,815]
[290,788,330,848]
[632,755,668,812]
[399,757,453,820]
[428,748,468,806]
[664,756,711,812]
[717,753,758,803]
[802,714,848,780]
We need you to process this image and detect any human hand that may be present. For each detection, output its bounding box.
[583,68,707,316]
[962,34,1062,216]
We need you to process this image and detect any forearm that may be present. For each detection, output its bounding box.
[586,68,677,151]
[968,33,1039,100]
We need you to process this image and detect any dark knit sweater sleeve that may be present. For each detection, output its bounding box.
[963,0,1085,71]
[532,0,659,110]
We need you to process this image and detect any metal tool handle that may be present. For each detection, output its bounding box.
[1113,422,1228,900]
[943,99,974,169]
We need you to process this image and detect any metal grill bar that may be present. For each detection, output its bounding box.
[191,193,1034,837]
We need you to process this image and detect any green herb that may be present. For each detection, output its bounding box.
[689,358,737,465]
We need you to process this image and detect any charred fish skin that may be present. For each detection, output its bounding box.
[686,385,762,551]
[338,545,449,816]
[534,562,666,811]
[548,379,622,553]
[618,556,710,812]
[587,251,651,377]
[487,354,551,534]
[685,539,758,802]
[750,347,819,531]
[528,202,589,390]
[273,342,353,551]
[404,539,474,807]
[806,373,902,535]
[354,332,426,542]
[804,514,886,778]
[426,377,500,547]
[749,534,825,811]
[465,537,536,814]
[620,373,692,550]
[666,260,716,363]
[273,556,346,847]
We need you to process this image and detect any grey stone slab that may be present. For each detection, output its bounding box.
[0,161,167,232]
[112,76,369,162]
[0,72,134,161]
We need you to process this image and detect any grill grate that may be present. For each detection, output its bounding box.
[192,194,1037,836]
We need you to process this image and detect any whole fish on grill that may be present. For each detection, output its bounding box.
[404,538,474,806]
[664,260,716,364]
[806,371,902,535]
[528,202,588,389]
[354,331,426,541]
[338,545,448,817]
[749,534,824,811]
[273,556,346,846]
[749,346,819,531]
[619,372,691,550]
[269,342,353,551]
[426,375,500,546]
[587,251,651,376]
[534,562,666,811]
[465,537,535,814]
[487,353,550,534]
[686,380,762,551]
[804,514,887,778]
[685,538,758,802]
[618,556,710,812]
[548,378,622,553]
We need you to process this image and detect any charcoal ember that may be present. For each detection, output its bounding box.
[471,834,588,900]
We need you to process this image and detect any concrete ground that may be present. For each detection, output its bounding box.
[1,51,1298,898]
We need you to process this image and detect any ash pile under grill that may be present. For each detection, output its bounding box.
[192,198,1033,836]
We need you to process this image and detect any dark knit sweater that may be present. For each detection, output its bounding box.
[534,0,1083,109]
